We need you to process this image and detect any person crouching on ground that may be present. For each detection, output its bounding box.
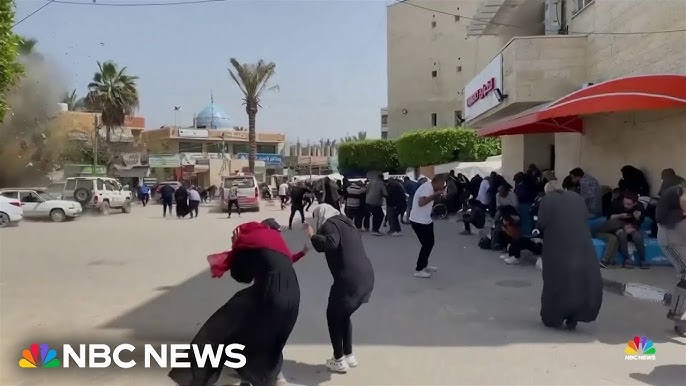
[458,199,486,235]
[304,204,375,374]
[169,222,308,386]
[536,180,602,330]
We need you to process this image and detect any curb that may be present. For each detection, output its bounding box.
[602,277,672,306]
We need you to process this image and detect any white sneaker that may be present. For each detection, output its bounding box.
[389,232,403,237]
[371,231,384,236]
[504,256,520,265]
[326,358,349,373]
[413,270,432,278]
[344,354,358,367]
[499,254,509,260]
[424,266,438,272]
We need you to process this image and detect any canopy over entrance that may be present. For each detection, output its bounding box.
[478,74,686,137]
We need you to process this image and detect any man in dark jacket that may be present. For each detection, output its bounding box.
[159,184,175,218]
[608,192,647,269]
[386,178,407,236]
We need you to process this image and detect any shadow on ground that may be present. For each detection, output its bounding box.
[630,364,686,386]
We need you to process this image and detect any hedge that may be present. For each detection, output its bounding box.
[338,139,401,174]
[396,128,500,167]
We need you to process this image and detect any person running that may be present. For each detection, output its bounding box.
[139,183,151,207]
[226,184,241,219]
[409,175,445,278]
[365,173,387,236]
[174,185,190,219]
[188,186,201,219]
[278,179,290,210]
[159,183,174,218]
[170,222,307,386]
[305,204,374,374]
[288,182,308,230]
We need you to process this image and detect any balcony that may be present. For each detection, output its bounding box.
[466,35,588,126]
[468,0,545,37]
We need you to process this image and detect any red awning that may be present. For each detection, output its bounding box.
[478,74,686,137]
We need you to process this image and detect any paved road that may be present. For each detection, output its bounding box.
[1,202,685,385]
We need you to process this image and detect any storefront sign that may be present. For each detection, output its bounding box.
[236,153,283,166]
[148,154,193,168]
[179,129,209,138]
[464,53,503,121]
[121,153,142,167]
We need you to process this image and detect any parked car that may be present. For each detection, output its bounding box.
[45,182,66,199]
[62,177,132,215]
[0,188,82,222]
[153,181,183,203]
[220,175,260,211]
[0,195,23,228]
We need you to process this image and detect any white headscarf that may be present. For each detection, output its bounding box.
[544,180,564,194]
[313,203,341,231]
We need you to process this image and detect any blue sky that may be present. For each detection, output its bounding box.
[14,0,390,141]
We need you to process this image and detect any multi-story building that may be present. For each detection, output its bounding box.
[386,0,516,139]
[380,107,388,139]
[141,102,286,186]
[464,0,686,193]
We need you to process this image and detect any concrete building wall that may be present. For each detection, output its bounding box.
[386,0,505,138]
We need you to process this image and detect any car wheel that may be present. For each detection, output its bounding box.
[100,201,110,215]
[50,209,66,222]
[0,212,10,228]
[73,188,92,205]
[122,199,131,213]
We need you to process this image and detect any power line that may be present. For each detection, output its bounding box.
[52,0,226,6]
[399,0,686,36]
[13,0,55,27]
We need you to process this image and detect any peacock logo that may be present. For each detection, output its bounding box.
[19,343,61,368]
[624,336,656,360]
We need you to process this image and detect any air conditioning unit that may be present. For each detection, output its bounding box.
[581,82,595,89]
[544,0,562,35]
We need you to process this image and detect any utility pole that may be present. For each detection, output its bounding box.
[93,113,99,173]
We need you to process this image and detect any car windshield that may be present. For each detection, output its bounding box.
[224,178,254,189]
[36,191,58,200]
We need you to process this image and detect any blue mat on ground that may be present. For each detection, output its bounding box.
[592,237,672,266]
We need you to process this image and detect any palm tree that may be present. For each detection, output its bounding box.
[340,131,368,143]
[18,37,37,56]
[87,61,139,142]
[228,58,278,173]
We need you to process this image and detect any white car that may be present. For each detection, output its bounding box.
[220,175,260,211]
[62,177,132,215]
[0,195,23,228]
[0,189,83,222]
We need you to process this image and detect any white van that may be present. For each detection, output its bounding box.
[220,175,260,211]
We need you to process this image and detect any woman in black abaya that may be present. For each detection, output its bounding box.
[304,204,374,373]
[536,182,603,330]
[175,185,190,218]
[169,222,307,386]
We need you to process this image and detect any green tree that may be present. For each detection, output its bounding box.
[228,58,278,173]
[338,139,401,174]
[0,0,23,123]
[396,128,501,167]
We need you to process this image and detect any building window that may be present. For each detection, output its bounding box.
[431,70,437,78]
[207,143,228,153]
[178,141,201,153]
[455,110,463,127]
[431,113,437,127]
[575,0,595,14]
[381,114,388,125]
[257,144,277,154]
[454,15,460,22]
[431,21,436,28]
[381,131,388,140]
[456,66,462,72]
[233,144,248,154]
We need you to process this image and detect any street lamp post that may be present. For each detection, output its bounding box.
[173,106,181,128]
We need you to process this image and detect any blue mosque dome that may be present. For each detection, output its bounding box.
[194,103,232,129]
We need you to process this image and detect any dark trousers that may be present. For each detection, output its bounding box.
[327,303,359,359]
[227,199,241,217]
[139,193,149,206]
[304,197,313,211]
[411,221,434,271]
[162,198,173,217]
[387,206,402,233]
[289,205,305,228]
[617,229,646,265]
[279,195,288,209]
[369,205,385,232]
[189,200,200,218]
[508,237,542,259]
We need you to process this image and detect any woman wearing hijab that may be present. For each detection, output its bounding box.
[169,222,307,386]
[618,165,650,197]
[303,204,375,373]
[536,181,603,330]
[322,177,341,211]
[174,185,190,219]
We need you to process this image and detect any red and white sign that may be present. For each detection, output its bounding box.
[464,54,503,121]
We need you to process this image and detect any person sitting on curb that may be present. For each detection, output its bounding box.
[609,192,647,269]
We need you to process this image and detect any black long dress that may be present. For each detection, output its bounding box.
[168,248,300,386]
[175,187,190,218]
[311,215,375,318]
[537,190,603,328]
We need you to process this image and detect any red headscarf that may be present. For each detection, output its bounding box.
[207,221,304,278]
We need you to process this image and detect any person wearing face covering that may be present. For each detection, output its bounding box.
[169,221,307,386]
[303,204,375,374]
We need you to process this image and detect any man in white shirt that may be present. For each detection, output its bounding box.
[409,175,446,278]
[278,180,290,210]
[188,186,201,218]
[477,177,491,207]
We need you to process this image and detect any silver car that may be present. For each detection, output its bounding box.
[0,189,83,222]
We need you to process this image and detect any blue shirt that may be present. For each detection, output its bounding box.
[140,185,150,194]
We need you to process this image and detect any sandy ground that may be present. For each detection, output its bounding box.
[1,201,685,386]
